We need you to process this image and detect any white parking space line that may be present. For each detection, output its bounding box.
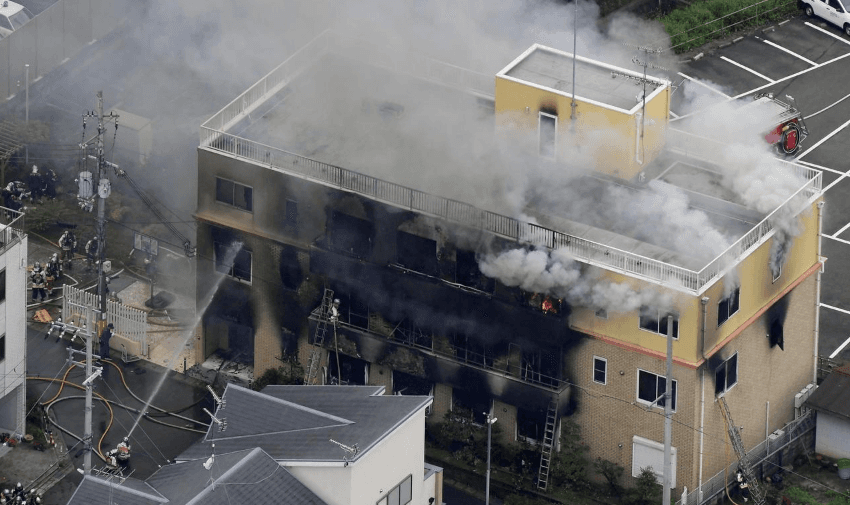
[805,21,850,46]
[720,56,776,83]
[825,234,850,246]
[798,115,850,160]
[677,72,731,98]
[796,159,844,175]
[825,174,848,193]
[760,38,817,66]
[831,221,850,238]
[733,52,850,100]
[823,303,850,317]
[829,333,850,359]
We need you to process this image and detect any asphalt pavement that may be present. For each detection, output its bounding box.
[668,14,850,363]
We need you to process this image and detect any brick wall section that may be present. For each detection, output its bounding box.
[493,400,517,446]
[252,239,285,377]
[566,337,698,495]
[368,363,394,394]
[565,272,817,495]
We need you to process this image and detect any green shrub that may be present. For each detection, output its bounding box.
[661,0,798,52]
[784,486,820,505]
[838,458,850,469]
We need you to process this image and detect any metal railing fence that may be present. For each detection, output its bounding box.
[677,410,815,505]
[61,284,148,356]
[0,207,25,255]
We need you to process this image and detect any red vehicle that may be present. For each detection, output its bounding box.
[753,93,809,155]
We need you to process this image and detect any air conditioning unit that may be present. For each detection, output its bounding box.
[768,429,785,442]
[795,383,817,409]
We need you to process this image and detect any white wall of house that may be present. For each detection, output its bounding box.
[286,464,353,505]
[815,412,850,459]
[0,237,27,436]
[351,407,428,505]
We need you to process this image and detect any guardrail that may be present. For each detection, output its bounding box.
[199,40,822,295]
[0,207,25,254]
[677,410,815,505]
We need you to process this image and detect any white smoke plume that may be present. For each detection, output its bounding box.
[479,247,675,314]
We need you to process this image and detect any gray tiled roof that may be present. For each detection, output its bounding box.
[67,448,328,505]
[806,371,850,420]
[149,447,327,505]
[176,385,431,463]
[66,475,166,505]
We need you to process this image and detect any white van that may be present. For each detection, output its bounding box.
[803,0,850,36]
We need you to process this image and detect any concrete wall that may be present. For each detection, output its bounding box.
[814,412,850,459]
[0,237,26,436]
[286,465,352,505]
[0,0,120,100]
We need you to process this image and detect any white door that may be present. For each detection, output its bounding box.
[813,0,830,19]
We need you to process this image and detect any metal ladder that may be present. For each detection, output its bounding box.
[718,396,765,505]
[537,399,558,491]
[304,289,335,385]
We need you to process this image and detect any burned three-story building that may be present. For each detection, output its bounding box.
[195,33,824,500]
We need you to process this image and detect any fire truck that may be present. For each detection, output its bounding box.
[752,93,809,156]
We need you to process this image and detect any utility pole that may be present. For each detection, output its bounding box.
[79,92,118,474]
[663,314,674,505]
[24,64,28,165]
[485,413,497,505]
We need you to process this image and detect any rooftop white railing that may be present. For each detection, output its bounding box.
[199,35,822,295]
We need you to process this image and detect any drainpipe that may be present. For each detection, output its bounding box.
[698,296,709,503]
[814,201,825,384]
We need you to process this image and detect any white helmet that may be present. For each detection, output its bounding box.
[31,165,38,174]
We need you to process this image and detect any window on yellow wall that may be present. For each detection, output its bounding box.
[639,308,678,339]
[637,369,676,411]
[717,287,740,327]
[539,112,557,159]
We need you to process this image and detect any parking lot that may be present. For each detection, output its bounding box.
[667,14,850,361]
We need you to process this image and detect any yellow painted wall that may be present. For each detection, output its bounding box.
[570,198,822,364]
[701,198,822,354]
[494,75,669,180]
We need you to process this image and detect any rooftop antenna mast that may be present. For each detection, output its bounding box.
[625,43,665,164]
[329,438,359,467]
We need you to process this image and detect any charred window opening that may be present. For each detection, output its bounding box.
[768,318,784,350]
[396,231,438,276]
[328,353,368,385]
[456,249,494,292]
[452,388,490,425]
[521,349,560,387]
[285,199,298,227]
[637,369,677,411]
[539,112,557,159]
[334,291,370,330]
[393,317,433,349]
[526,292,563,315]
[393,370,433,396]
[279,245,302,290]
[215,176,253,212]
[714,353,738,395]
[212,227,252,283]
[717,288,740,327]
[517,406,546,442]
[451,331,493,368]
[329,211,374,258]
[640,308,679,339]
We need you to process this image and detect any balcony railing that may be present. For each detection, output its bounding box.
[200,34,823,295]
[0,207,25,254]
[309,306,566,391]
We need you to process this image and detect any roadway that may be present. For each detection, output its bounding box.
[668,15,850,362]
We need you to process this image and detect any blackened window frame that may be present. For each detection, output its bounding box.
[639,308,679,339]
[637,369,677,411]
[717,287,740,327]
[0,269,5,303]
[212,227,252,284]
[714,353,738,396]
[215,176,253,213]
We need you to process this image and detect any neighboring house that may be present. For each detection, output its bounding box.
[805,367,850,459]
[66,446,328,505]
[176,384,442,505]
[0,209,26,438]
[194,31,823,498]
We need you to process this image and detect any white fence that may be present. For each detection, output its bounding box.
[61,284,148,356]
